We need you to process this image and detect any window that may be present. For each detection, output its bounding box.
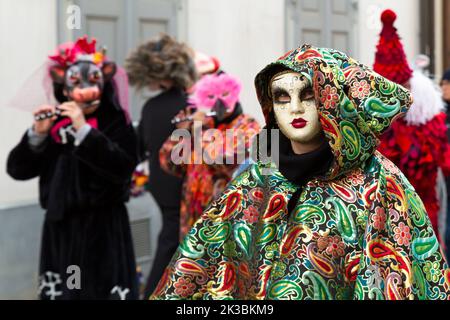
[285,0,357,56]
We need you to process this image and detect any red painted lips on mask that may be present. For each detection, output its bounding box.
[291,117,308,129]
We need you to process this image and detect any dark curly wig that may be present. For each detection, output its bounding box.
[125,33,198,90]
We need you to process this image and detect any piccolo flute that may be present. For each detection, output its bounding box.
[34,100,101,121]
[34,108,62,121]
[171,99,227,125]
[171,111,217,124]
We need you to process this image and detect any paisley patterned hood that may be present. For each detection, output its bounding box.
[254,45,412,179]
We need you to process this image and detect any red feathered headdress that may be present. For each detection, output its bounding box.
[373,9,412,85]
[49,36,105,67]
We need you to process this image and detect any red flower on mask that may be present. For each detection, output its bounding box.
[49,36,102,67]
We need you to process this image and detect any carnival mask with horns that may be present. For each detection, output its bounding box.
[48,36,117,109]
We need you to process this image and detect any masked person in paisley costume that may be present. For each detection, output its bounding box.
[150,44,450,300]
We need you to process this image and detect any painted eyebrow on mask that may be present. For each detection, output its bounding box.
[271,83,313,100]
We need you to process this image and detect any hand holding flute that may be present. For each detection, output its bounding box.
[172,107,209,130]
[171,100,227,128]
[32,101,94,134]
[32,105,58,135]
[34,100,100,121]
[171,110,216,125]
[34,107,62,121]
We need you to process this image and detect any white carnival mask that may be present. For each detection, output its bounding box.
[271,71,323,144]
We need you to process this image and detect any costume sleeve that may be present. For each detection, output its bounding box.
[201,118,260,175]
[6,131,52,180]
[159,135,188,178]
[354,167,450,300]
[150,163,261,300]
[73,118,138,184]
[159,117,260,179]
[27,128,49,151]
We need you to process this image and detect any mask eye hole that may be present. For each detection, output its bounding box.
[208,94,215,100]
[89,71,101,84]
[222,91,229,97]
[67,70,80,85]
[273,89,291,104]
[69,75,80,85]
[300,87,314,101]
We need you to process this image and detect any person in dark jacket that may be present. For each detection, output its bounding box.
[7,37,138,300]
[125,34,198,298]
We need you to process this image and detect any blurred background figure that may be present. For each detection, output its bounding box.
[375,9,450,245]
[159,72,260,242]
[6,36,139,300]
[125,34,198,298]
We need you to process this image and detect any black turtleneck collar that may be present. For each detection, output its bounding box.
[277,131,334,187]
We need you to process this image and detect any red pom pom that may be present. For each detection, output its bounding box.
[381,9,397,26]
[373,8,412,84]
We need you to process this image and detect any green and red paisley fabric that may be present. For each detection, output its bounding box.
[151,45,450,300]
